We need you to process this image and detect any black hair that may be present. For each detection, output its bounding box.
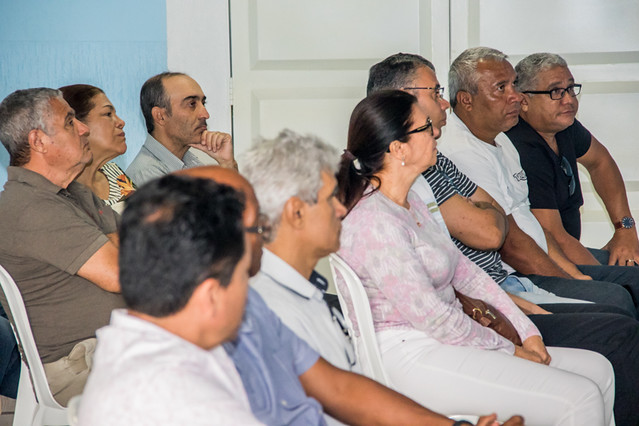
[119,174,245,317]
[337,90,417,212]
[140,72,186,134]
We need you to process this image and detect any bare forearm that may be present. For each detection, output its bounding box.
[300,359,452,426]
[473,201,509,238]
[508,294,551,315]
[498,216,570,278]
[587,152,632,224]
[580,138,639,264]
[548,229,599,265]
[440,195,508,251]
[543,230,591,279]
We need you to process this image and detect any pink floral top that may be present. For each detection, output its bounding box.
[337,188,540,354]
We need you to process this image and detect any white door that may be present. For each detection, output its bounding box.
[229,0,451,157]
[229,0,451,284]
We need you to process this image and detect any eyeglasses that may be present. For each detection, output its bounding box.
[245,213,273,243]
[403,86,445,99]
[405,117,433,137]
[560,156,576,196]
[522,84,582,100]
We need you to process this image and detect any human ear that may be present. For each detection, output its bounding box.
[457,91,473,111]
[151,106,165,127]
[28,129,47,154]
[193,278,221,317]
[520,95,529,112]
[282,196,306,229]
[388,140,407,162]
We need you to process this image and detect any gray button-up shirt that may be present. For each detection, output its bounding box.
[126,134,209,186]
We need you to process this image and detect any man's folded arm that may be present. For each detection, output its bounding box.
[77,239,120,293]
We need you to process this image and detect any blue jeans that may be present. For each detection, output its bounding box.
[0,311,20,398]
[500,275,591,305]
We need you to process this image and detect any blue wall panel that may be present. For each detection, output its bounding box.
[0,0,167,186]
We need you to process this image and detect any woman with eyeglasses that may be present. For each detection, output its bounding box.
[335,90,614,425]
[60,84,136,213]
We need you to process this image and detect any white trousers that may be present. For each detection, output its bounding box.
[377,329,615,426]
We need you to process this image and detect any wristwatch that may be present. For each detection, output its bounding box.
[614,216,635,230]
[452,421,474,426]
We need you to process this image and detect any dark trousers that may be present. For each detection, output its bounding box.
[578,248,639,314]
[529,274,637,318]
[529,307,639,426]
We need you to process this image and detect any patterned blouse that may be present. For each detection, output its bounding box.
[99,162,137,206]
[337,188,540,354]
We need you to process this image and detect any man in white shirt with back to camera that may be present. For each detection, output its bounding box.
[78,174,261,425]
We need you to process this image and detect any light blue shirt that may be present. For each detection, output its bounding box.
[126,134,206,185]
[225,289,325,426]
[252,249,356,373]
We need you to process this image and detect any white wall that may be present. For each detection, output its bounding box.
[166,0,232,134]
[168,0,639,251]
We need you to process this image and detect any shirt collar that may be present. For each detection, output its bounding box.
[450,112,506,149]
[143,134,187,171]
[257,248,324,300]
[7,166,65,194]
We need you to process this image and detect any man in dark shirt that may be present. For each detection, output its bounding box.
[506,52,639,267]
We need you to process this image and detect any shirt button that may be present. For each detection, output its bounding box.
[281,400,288,406]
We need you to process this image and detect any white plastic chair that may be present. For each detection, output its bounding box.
[329,255,481,423]
[328,253,391,386]
[0,265,68,425]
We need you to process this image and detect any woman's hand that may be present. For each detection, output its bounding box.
[515,336,551,365]
[514,346,543,364]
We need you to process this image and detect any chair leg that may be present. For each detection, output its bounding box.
[13,362,36,426]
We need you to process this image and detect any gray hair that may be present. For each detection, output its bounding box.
[367,53,436,96]
[449,47,508,109]
[241,129,340,234]
[0,88,62,167]
[515,53,568,92]
[140,71,187,134]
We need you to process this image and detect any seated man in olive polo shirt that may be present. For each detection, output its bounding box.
[0,88,125,405]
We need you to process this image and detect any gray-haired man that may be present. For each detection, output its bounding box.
[506,52,639,268]
[0,88,124,405]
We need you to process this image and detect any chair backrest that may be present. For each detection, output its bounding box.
[0,265,67,425]
[328,254,391,386]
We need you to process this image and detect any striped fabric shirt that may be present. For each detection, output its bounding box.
[423,153,509,284]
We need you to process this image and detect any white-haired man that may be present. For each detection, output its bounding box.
[239,129,522,426]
